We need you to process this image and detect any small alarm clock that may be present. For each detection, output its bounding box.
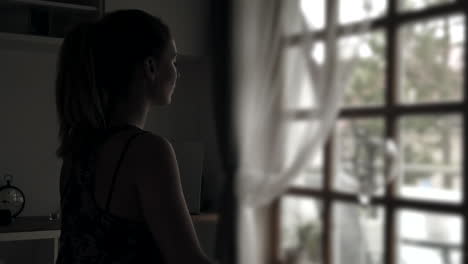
[0,174,26,219]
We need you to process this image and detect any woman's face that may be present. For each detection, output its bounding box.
[148,39,178,105]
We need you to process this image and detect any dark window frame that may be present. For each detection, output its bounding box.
[273,1,468,264]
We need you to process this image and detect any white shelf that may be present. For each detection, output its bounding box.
[0,216,60,264]
[0,32,62,45]
[5,0,98,12]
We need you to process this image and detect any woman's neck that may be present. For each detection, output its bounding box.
[108,100,150,130]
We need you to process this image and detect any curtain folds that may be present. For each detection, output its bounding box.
[231,0,369,263]
[208,0,375,262]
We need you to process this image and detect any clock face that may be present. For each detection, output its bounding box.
[0,188,24,216]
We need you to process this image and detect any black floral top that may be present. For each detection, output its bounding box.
[55,126,165,264]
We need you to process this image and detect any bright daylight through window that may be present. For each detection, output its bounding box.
[277,0,466,264]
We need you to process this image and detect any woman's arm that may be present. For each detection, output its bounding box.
[132,133,215,264]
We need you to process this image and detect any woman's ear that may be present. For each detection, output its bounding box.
[144,56,158,82]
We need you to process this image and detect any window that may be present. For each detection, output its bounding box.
[275,1,466,264]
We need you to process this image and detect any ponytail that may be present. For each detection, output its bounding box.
[55,22,106,158]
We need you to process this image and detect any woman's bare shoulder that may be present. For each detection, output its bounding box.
[132,131,174,158]
[127,131,178,182]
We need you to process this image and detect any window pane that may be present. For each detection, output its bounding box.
[280,197,322,263]
[333,202,385,264]
[339,0,387,24]
[285,0,325,35]
[286,121,323,189]
[334,119,386,195]
[399,0,456,12]
[300,0,326,30]
[397,210,462,264]
[398,115,463,203]
[399,16,465,104]
[341,31,386,107]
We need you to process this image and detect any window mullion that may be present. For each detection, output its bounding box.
[322,0,339,263]
[462,1,468,264]
[383,0,398,264]
[323,139,334,264]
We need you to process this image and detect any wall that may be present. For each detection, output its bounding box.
[0,38,62,264]
[106,0,224,212]
[106,0,211,56]
[105,1,223,257]
[0,41,61,217]
[146,55,224,211]
[105,0,225,211]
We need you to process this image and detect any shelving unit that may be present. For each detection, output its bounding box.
[3,0,99,12]
[0,0,103,41]
[0,31,62,45]
[0,214,218,263]
[0,216,61,263]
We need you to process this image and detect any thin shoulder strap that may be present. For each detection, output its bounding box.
[105,130,148,211]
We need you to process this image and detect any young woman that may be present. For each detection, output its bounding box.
[55,9,214,264]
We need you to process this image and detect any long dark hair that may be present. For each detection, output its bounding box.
[55,10,171,159]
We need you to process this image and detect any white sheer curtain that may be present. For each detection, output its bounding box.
[232,0,368,263]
